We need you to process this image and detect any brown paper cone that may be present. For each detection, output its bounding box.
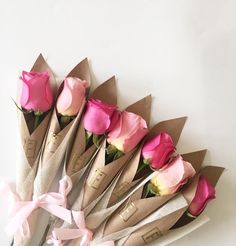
[101,149,207,237]
[16,54,57,201]
[122,207,187,246]
[108,117,188,206]
[81,95,152,209]
[16,59,91,246]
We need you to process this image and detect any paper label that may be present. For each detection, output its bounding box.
[119,202,137,222]
[47,133,60,153]
[113,182,131,199]
[88,168,107,189]
[23,138,37,158]
[142,227,162,244]
[71,153,87,173]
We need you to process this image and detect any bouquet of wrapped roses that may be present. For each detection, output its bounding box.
[0,54,224,246]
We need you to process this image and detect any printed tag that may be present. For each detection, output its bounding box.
[88,168,106,189]
[113,182,131,198]
[142,227,162,244]
[119,202,137,222]
[71,153,87,173]
[24,139,37,159]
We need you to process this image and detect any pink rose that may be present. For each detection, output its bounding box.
[83,99,120,135]
[142,132,175,170]
[188,175,216,217]
[150,155,196,195]
[107,111,149,153]
[20,71,53,112]
[56,77,88,116]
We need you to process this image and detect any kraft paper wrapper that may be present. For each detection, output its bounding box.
[120,165,224,246]
[108,117,188,206]
[99,149,207,237]
[16,59,91,246]
[91,194,188,246]
[33,58,91,197]
[66,76,118,187]
[80,95,152,210]
[16,54,57,201]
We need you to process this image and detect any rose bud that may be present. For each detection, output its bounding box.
[83,99,120,135]
[188,175,216,217]
[20,71,53,112]
[56,77,88,117]
[141,132,175,170]
[107,111,149,153]
[150,155,196,196]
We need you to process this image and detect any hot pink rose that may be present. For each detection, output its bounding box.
[107,111,149,153]
[188,175,216,217]
[83,99,120,135]
[20,71,53,112]
[142,132,175,170]
[56,77,88,116]
[150,155,196,195]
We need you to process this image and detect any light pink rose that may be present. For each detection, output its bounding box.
[188,175,216,217]
[56,77,88,116]
[107,111,149,153]
[83,99,120,135]
[20,71,53,112]
[150,155,196,195]
[142,132,175,170]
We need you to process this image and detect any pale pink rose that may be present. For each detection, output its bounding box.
[107,111,149,153]
[150,155,196,195]
[20,71,53,112]
[142,132,175,170]
[188,175,216,217]
[56,77,88,116]
[83,99,120,135]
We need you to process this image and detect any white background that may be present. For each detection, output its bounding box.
[0,0,235,245]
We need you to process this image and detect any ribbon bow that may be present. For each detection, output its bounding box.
[0,176,72,237]
[47,211,114,246]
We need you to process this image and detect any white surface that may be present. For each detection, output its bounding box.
[0,0,235,245]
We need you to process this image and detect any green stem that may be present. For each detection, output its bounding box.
[137,161,148,173]
[33,112,42,130]
[60,115,71,129]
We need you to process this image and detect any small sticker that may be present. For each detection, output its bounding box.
[24,139,37,158]
[71,153,86,173]
[88,168,106,189]
[142,227,162,244]
[119,202,137,222]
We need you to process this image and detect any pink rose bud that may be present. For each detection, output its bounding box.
[56,77,88,116]
[107,111,149,153]
[150,155,196,195]
[142,132,175,170]
[83,99,120,135]
[20,71,53,112]
[188,175,216,217]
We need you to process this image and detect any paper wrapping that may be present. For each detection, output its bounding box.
[74,95,152,212]
[15,59,91,246]
[43,76,119,241]
[108,117,188,206]
[91,194,188,246]
[116,166,224,246]
[93,149,207,239]
[65,76,118,206]
[16,54,57,201]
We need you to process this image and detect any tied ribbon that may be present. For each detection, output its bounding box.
[47,211,114,246]
[0,176,73,237]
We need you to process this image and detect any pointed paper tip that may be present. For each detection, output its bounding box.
[200,166,225,187]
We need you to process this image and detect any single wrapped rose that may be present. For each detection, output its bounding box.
[83,99,120,135]
[141,132,175,170]
[20,70,53,112]
[188,175,216,217]
[150,155,196,195]
[107,111,149,153]
[56,77,88,116]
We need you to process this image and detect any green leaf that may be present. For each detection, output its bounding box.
[106,144,118,155]
[113,150,124,160]
[92,134,100,147]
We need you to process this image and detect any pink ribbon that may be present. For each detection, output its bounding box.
[0,176,73,237]
[47,211,114,246]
